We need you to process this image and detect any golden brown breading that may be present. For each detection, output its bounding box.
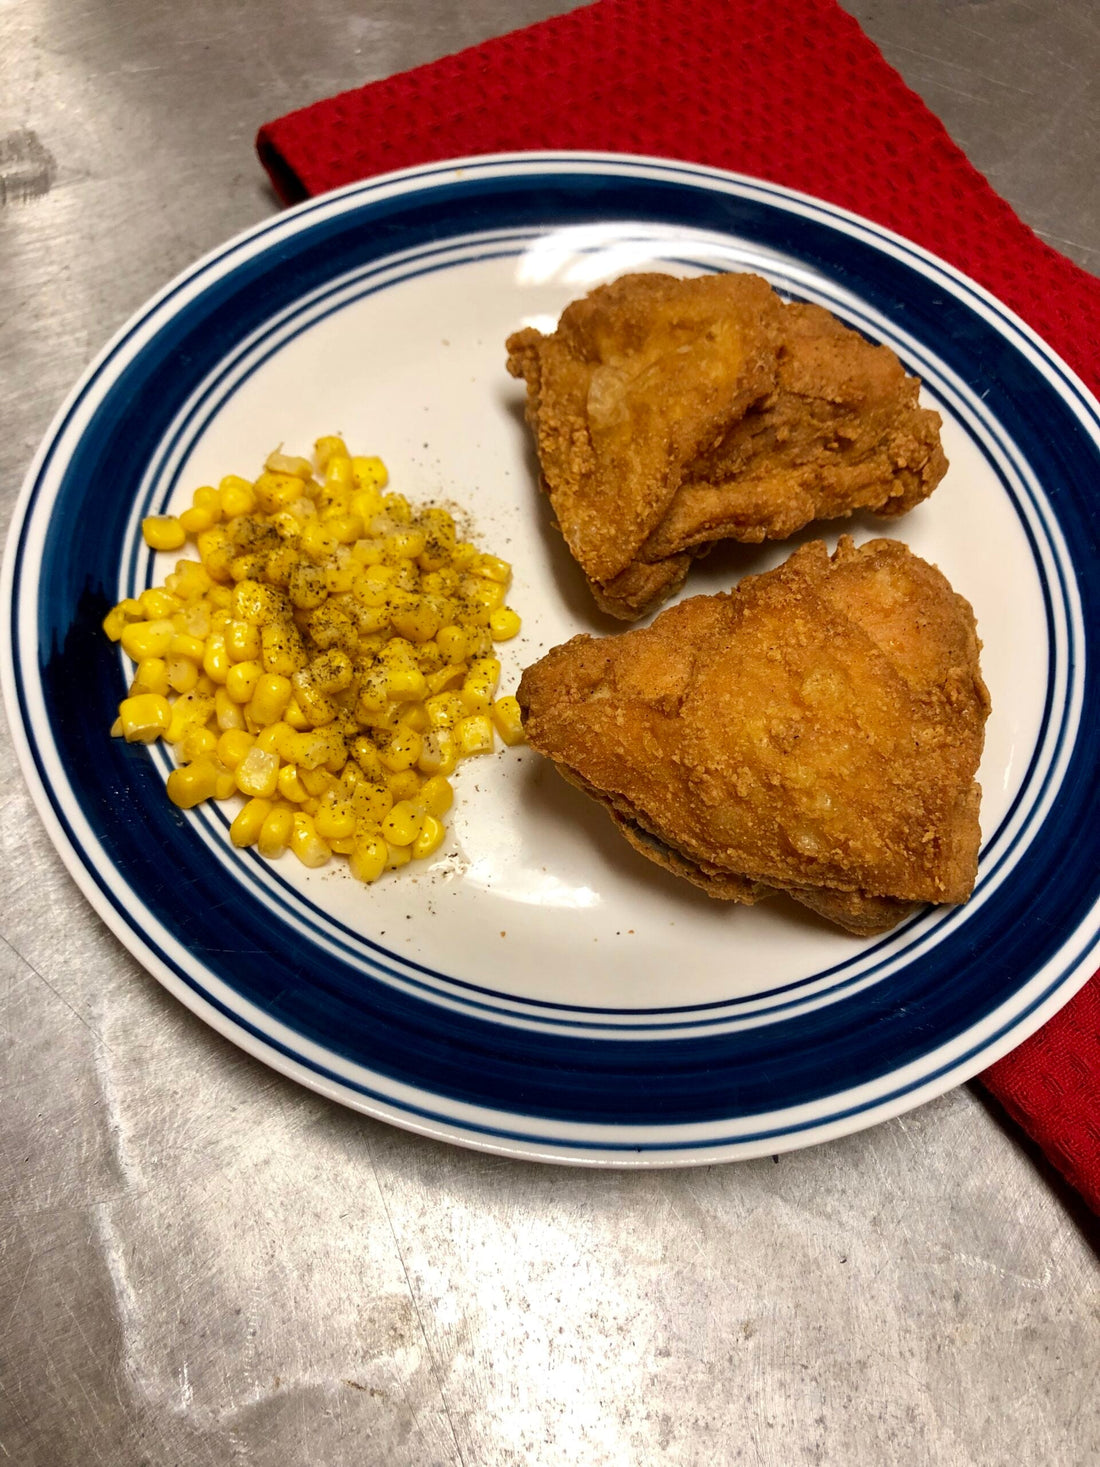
[506,271,781,600]
[506,275,947,620]
[516,537,989,935]
[640,302,948,559]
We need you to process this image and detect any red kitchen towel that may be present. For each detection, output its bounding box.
[257,0,1100,1211]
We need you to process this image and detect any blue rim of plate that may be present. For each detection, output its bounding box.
[4,151,1100,1165]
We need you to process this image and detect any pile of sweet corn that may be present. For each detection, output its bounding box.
[104,437,525,883]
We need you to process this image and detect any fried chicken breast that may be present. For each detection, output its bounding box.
[506,274,947,619]
[516,537,989,936]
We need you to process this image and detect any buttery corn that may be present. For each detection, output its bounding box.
[107,439,526,884]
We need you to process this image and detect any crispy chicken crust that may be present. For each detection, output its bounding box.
[507,274,947,619]
[516,537,990,936]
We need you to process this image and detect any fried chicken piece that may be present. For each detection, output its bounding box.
[507,275,947,620]
[506,271,782,603]
[640,302,948,559]
[516,537,989,936]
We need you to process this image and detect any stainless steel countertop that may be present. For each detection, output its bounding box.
[2,3,1098,1463]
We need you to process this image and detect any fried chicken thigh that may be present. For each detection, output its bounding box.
[516,538,989,936]
[507,274,947,619]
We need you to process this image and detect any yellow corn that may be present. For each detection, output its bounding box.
[386,769,422,803]
[454,713,494,758]
[384,843,412,871]
[179,724,218,762]
[219,475,257,517]
[247,673,293,726]
[130,657,171,698]
[289,812,331,868]
[225,659,263,704]
[351,782,393,827]
[225,619,262,662]
[315,791,356,841]
[202,633,229,684]
[417,728,456,777]
[489,606,522,641]
[107,437,524,885]
[277,763,310,803]
[412,815,445,860]
[216,728,255,769]
[381,800,424,847]
[419,775,454,818]
[235,746,280,799]
[230,797,272,848]
[491,695,526,747]
[214,686,245,731]
[102,598,145,641]
[118,693,172,743]
[349,836,388,884]
[166,759,220,809]
[120,618,174,661]
[377,727,422,773]
[258,804,295,857]
[142,515,186,551]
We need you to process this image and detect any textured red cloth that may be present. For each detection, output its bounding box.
[256,0,1100,1211]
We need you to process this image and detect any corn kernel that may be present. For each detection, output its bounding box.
[102,598,145,641]
[386,769,422,803]
[179,503,217,535]
[230,797,272,848]
[235,746,280,799]
[142,515,186,551]
[417,729,457,777]
[491,695,526,747]
[384,842,412,870]
[377,727,422,773]
[166,760,219,809]
[195,525,234,582]
[219,475,257,516]
[118,693,171,743]
[419,775,455,817]
[489,606,522,641]
[247,673,293,726]
[164,692,215,744]
[139,588,181,619]
[454,713,494,757]
[202,633,229,684]
[289,812,331,868]
[258,804,295,857]
[436,625,467,662]
[349,836,388,884]
[214,686,245,731]
[277,764,310,803]
[425,692,464,729]
[167,655,200,694]
[412,815,445,860]
[233,579,288,626]
[351,454,388,490]
[130,657,171,698]
[381,799,424,847]
[314,435,349,471]
[260,621,306,677]
[315,791,356,841]
[351,779,393,824]
[264,450,314,480]
[254,471,307,514]
[225,659,263,704]
[216,728,255,769]
[225,619,262,662]
[385,664,428,703]
[120,618,175,661]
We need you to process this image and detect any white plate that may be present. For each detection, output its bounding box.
[5,153,1100,1164]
